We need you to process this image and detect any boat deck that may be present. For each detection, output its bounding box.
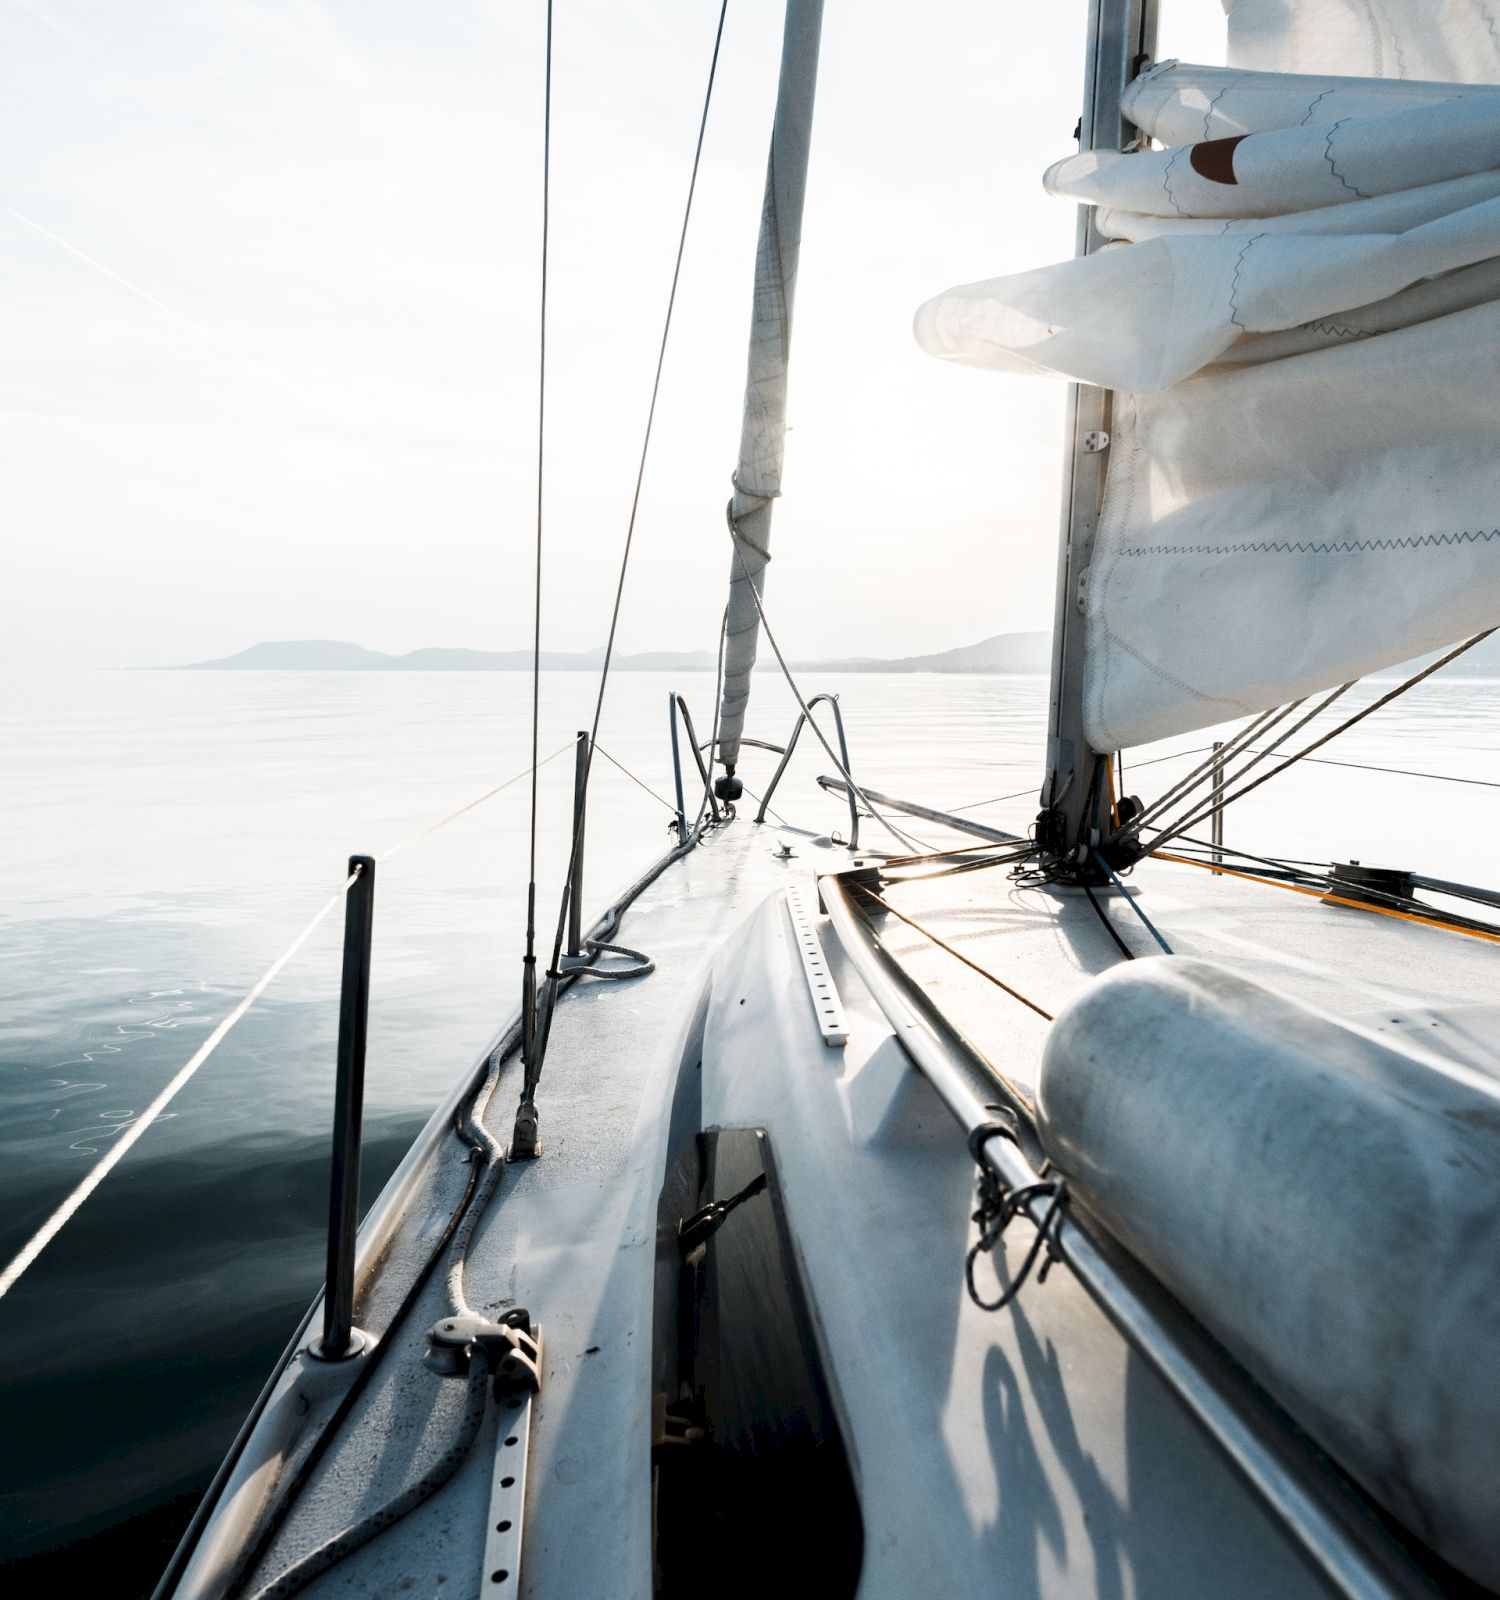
[877,845,1500,1105]
[179,803,1499,1600]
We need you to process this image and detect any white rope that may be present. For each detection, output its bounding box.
[0,743,573,1304]
[0,870,357,1301]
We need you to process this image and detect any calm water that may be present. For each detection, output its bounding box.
[2,667,1498,1594]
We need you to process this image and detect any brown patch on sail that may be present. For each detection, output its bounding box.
[1188,134,1247,185]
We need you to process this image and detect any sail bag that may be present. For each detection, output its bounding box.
[917,1,1500,749]
[1038,957,1500,1591]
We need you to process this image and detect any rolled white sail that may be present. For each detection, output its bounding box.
[917,1,1500,750]
[716,0,823,771]
[1123,58,1499,146]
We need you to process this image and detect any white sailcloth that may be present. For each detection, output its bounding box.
[715,0,823,770]
[916,2,1500,750]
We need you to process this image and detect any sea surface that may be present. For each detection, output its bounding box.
[3,666,1499,1595]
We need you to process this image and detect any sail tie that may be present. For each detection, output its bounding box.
[964,1133,1069,1315]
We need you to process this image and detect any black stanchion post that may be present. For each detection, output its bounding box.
[313,854,376,1360]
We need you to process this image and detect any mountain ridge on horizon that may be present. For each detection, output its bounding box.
[170,633,1056,675]
[165,630,1500,678]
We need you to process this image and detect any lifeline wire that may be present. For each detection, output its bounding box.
[1241,748,1500,790]
[0,744,571,1305]
[948,743,1220,818]
[591,741,680,817]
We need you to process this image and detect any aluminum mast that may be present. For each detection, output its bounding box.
[1039,0,1156,873]
[714,0,824,776]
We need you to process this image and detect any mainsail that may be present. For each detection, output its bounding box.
[918,1,1500,750]
[715,0,823,771]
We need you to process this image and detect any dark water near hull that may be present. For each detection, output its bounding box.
[2,668,1497,1596]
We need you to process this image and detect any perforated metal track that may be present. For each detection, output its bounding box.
[786,885,847,1046]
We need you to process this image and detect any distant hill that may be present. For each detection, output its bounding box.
[1394,631,1500,678]
[175,633,1052,674]
[175,629,1500,678]
[795,631,1052,674]
[187,640,397,670]
[178,640,720,672]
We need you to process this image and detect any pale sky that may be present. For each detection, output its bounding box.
[1,0,1226,669]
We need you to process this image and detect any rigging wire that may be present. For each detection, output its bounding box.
[520,0,556,1077]
[1082,881,1135,960]
[854,884,1054,1021]
[517,1,734,1123]
[1150,631,1494,853]
[722,516,925,852]
[1129,682,1354,843]
[1091,851,1173,954]
[1154,850,1500,946]
[1161,831,1500,929]
[1122,699,1306,838]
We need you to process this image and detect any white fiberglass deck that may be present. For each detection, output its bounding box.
[189,810,1498,1599]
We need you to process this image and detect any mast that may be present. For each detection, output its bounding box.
[1038,0,1156,875]
[714,0,824,777]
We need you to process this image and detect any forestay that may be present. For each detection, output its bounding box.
[916,1,1500,750]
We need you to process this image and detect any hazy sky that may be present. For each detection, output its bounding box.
[2,1,1225,669]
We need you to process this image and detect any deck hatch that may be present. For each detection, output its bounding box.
[652,1127,863,1598]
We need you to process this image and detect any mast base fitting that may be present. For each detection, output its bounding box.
[425,1308,543,1394]
[510,1104,541,1161]
[714,774,743,801]
[1034,806,1145,882]
[1096,833,1145,873]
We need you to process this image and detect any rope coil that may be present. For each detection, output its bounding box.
[965,1164,1069,1314]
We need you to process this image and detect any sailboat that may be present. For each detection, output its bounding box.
[140,1,1500,1595]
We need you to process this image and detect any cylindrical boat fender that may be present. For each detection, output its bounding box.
[1037,957,1500,1591]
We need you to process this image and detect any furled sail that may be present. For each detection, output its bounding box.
[917,2,1500,750]
[715,0,823,770]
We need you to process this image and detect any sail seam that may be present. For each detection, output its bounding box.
[1299,89,1333,128]
[1201,86,1228,142]
[1324,119,1371,200]
[1226,234,1263,330]
[1161,146,1187,215]
[1125,528,1500,557]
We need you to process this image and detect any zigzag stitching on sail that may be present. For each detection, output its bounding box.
[1161,147,1187,216]
[1125,528,1500,557]
[1324,119,1371,199]
[1227,235,1263,330]
[1301,317,1368,340]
